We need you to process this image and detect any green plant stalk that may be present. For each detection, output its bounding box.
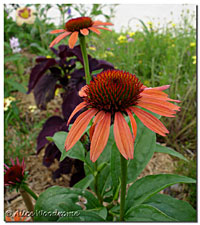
[21,184,38,200]
[79,35,91,84]
[94,162,103,204]
[120,154,127,221]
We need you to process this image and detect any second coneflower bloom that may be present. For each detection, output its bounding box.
[49,16,113,49]
[65,70,180,162]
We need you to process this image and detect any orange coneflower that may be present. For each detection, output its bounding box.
[5,211,31,222]
[65,70,180,162]
[49,16,113,49]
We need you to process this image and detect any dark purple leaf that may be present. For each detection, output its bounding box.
[52,157,74,180]
[89,58,114,71]
[33,74,58,110]
[37,116,67,153]
[28,58,56,93]
[70,160,85,187]
[62,89,83,121]
[43,143,61,167]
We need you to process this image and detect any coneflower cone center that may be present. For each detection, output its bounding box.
[4,165,24,183]
[84,70,143,113]
[65,17,93,32]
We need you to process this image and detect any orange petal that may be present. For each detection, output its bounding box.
[79,85,88,97]
[80,28,89,36]
[67,102,86,126]
[50,29,66,34]
[93,26,112,31]
[90,113,111,162]
[137,101,176,117]
[68,31,79,49]
[130,106,169,136]
[114,112,134,159]
[93,21,113,26]
[5,216,12,221]
[65,108,98,150]
[89,111,106,141]
[126,109,137,141]
[88,27,101,35]
[138,96,180,111]
[142,89,168,97]
[140,92,181,103]
[49,31,71,48]
[146,85,170,91]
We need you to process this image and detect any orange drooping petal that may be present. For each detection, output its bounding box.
[49,31,71,47]
[80,28,89,35]
[88,27,101,35]
[93,26,112,31]
[130,106,169,136]
[137,101,176,117]
[67,102,86,126]
[114,112,134,160]
[79,85,88,97]
[5,216,12,222]
[142,89,168,97]
[126,109,137,141]
[93,21,113,26]
[50,29,66,34]
[90,113,111,162]
[89,111,105,141]
[65,108,98,150]
[138,96,180,111]
[68,31,79,49]
[144,85,170,91]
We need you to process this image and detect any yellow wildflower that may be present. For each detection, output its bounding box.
[128,32,135,37]
[192,56,196,64]
[144,80,150,86]
[190,42,196,47]
[4,97,16,111]
[28,105,37,113]
[172,44,175,48]
[172,23,176,27]
[46,55,52,58]
[147,21,153,28]
[117,35,127,44]
[89,46,96,51]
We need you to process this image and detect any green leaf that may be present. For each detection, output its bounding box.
[125,174,196,212]
[34,186,101,222]
[74,174,94,189]
[127,117,156,183]
[111,143,121,197]
[7,79,27,93]
[51,131,85,162]
[58,208,106,222]
[144,194,197,222]
[125,204,176,222]
[155,143,188,162]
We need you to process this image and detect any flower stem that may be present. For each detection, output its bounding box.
[94,162,103,204]
[79,35,91,84]
[20,187,34,215]
[21,184,38,200]
[119,154,127,221]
